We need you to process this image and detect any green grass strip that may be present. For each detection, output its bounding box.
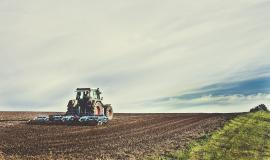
[147,111,270,160]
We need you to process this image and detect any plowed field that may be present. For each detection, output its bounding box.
[0,112,238,160]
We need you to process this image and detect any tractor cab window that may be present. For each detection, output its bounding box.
[76,92,84,100]
[83,91,90,99]
[91,90,98,99]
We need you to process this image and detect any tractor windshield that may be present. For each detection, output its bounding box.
[76,92,82,99]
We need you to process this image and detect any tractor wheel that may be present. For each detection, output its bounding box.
[94,102,103,115]
[104,104,113,120]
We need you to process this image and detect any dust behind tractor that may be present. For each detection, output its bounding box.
[28,88,113,125]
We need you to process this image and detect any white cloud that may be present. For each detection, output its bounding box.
[124,93,270,113]
[0,0,270,112]
[167,93,270,105]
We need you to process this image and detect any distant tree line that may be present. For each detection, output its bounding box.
[250,104,268,112]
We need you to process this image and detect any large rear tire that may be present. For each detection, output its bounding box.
[104,104,113,120]
[94,102,103,116]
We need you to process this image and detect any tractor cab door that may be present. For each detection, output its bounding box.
[89,90,97,108]
[90,90,98,99]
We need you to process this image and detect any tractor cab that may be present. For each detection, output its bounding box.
[75,88,102,100]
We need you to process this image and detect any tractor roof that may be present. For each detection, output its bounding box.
[76,88,97,92]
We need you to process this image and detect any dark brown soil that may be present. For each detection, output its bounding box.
[0,112,238,160]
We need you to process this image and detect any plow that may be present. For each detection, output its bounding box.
[28,88,113,125]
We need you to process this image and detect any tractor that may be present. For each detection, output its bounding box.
[28,88,113,125]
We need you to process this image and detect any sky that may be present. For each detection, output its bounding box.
[0,0,270,113]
